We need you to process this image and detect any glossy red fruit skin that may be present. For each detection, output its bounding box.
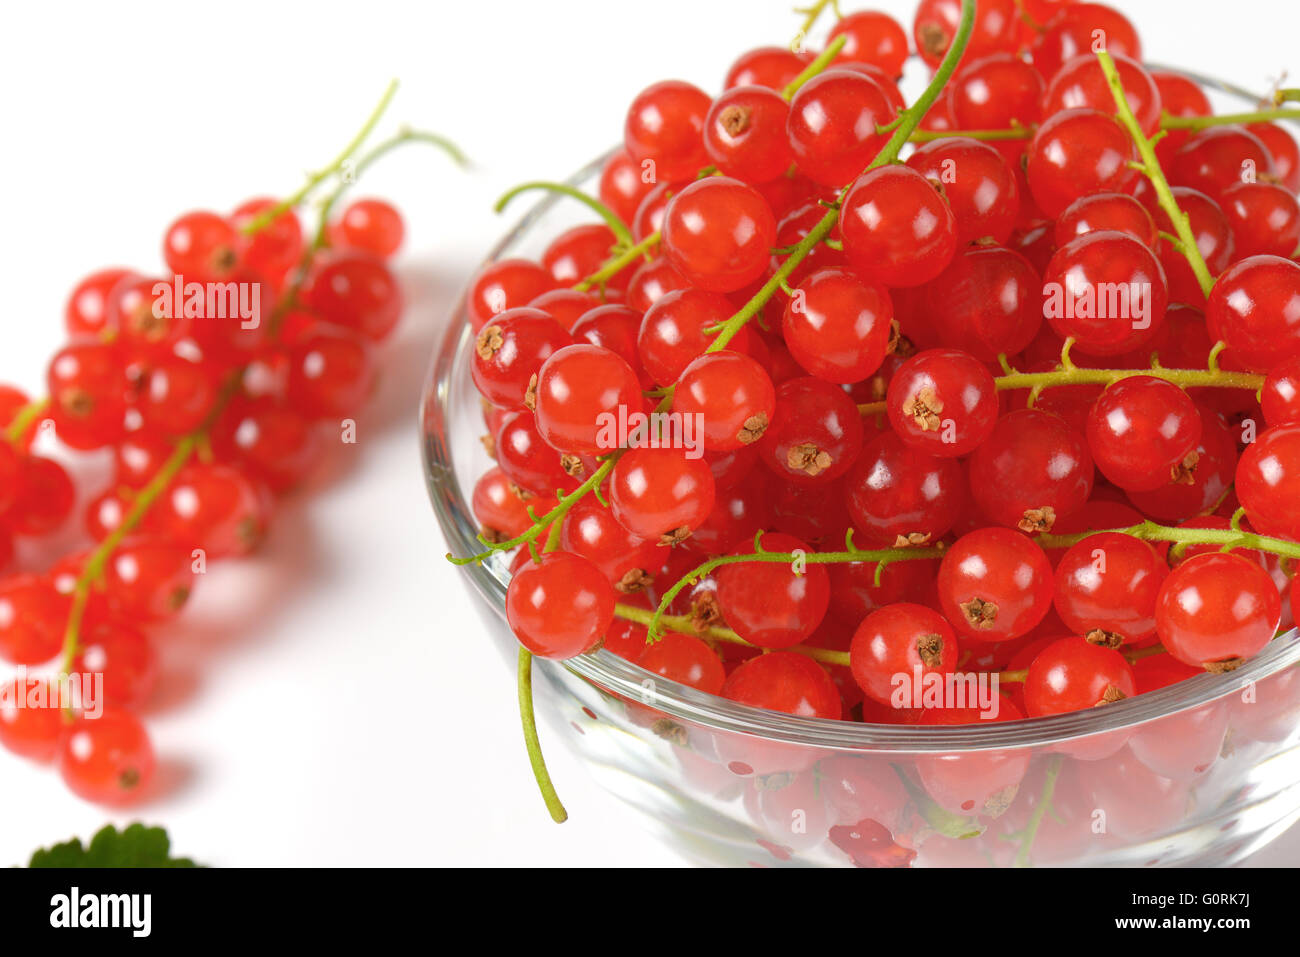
[0,677,63,761]
[472,466,541,540]
[1033,3,1142,80]
[163,210,241,281]
[334,198,404,258]
[1024,636,1136,716]
[829,10,909,76]
[494,410,577,495]
[782,268,892,384]
[1026,109,1138,218]
[757,376,864,485]
[506,551,615,659]
[231,197,304,282]
[609,447,716,544]
[626,257,690,313]
[1169,126,1276,201]
[210,397,323,493]
[570,304,653,389]
[913,0,1018,69]
[1262,356,1300,426]
[72,621,158,710]
[1220,182,1300,260]
[7,455,75,536]
[1236,423,1300,540]
[303,252,402,341]
[969,409,1094,533]
[786,69,895,187]
[916,697,1029,817]
[949,53,1044,135]
[1125,405,1237,522]
[47,340,128,450]
[904,137,1020,246]
[716,533,828,649]
[542,224,623,290]
[286,327,374,420]
[1041,230,1168,356]
[661,177,776,293]
[721,650,841,719]
[840,165,957,288]
[850,603,958,705]
[1248,122,1300,193]
[58,709,156,805]
[1085,376,1202,492]
[885,348,998,457]
[640,632,726,695]
[845,431,966,548]
[1155,187,1234,306]
[624,80,712,183]
[672,350,775,453]
[1053,533,1167,644]
[1206,255,1300,371]
[0,575,67,665]
[103,539,196,621]
[937,528,1054,642]
[65,268,134,337]
[152,464,268,558]
[637,288,749,386]
[560,497,660,589]
[599,149,656,230]
[533,344,644,457]
[1055,192,1157,248]
[725,46,810,91]
[464,258,558,333]
[137,354,218,437]
[1155,552,1282,669]
[1043,53,1162,136]
[912,246,1042,361]
[470,307,572,409]
[703,86,794,184]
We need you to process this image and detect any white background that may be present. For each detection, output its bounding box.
[0,0,1296,866]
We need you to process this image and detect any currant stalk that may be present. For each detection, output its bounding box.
[1162,107,1300,129]
[1097,49,1216,298]
[495,182,635,248]
[790,0,842,53]
[1008,754,1062,868]
[4,397,49,444]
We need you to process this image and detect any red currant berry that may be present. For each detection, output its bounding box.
[969,409,1094,533]
[704,86,794,184]
[286,328,374,419]
[1155,552,1282,670]
[506,551,615,659]
[47,340,128,450]
[640,631,725,695]
[1086,376,1202,491]
[465,258,559,333]
[904,137,1020,246]
[840,165,957,288]
[937,527,1054,641]
[7,455,75,536]
[721,650,841,718]
[624,80,712,183]
[725,46,810,91]
[850,603,958,705]
[661,177,777,293]
[1026,109,1138,218]
[1169,126,1276,201]
[829,10,909,76]
[913,246,1043,361]
[472,466,543,541]
[1236,423,1300,540]
[103,539,196,621]
[1032,2,1142,80]
[1220,181,1300,260]
[915,696,1029,816]
[1055,192,1157,248]
[150,464,268,558]
[609,446,716,545]
[786,69,895,187]
[673,350,775,452]
[886,348,998,457]
[303,251,402,341]
[1053,532,1168,645]
[1262,356,1300,426]
[0,677,63,761]
[333,198,404,258]
[1248,122,1300,192]
[1205,254,1300,371]
[914,0,1018,69]
[72,621,158,710]
[845,430,966,548]
[782,268,892,383]
[58,709,156,805]
[949,53,1044,136]
[231,197,304,281]
[715,532,829,649]
[637,287,752,385]
[210,397,323,493]
[1154,187,1234,306]
[1023,635,1136,715]
[65,268,134,337]
[471,307,572,409]
[163,210,241,281]
[599,148,658,227]
[758,376,864,484]
[1043,53,1162,137]
[533,344,645,457]
[0,575,67,665]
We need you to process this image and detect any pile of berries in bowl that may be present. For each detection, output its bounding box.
[425,0,1300,866]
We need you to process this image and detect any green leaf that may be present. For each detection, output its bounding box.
[28,824,199,868]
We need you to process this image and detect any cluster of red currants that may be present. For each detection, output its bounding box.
[461,0,1300,771]
[0,177,407,804]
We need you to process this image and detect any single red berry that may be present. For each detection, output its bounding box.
[1032,2,1143,80]
[1085,376,1202,492]
[937,527,1054,642]
[661,177,776,293]
[1247,122,1300,192]
[757,376,864,485]
[914,0,1018,69]
[624,80,712,183]
[333,198,404,258]
[782,268,893,384]
[286,328,374,419]
[58,709,156,805]
[786,69,895,188]
[850,603,958,705]
[1043,53,1162,137]
[911,246,1042,361]
[1054,192,1157,249]
[1169,126,1276,201]
[7,455,75,536]
[1023,635,1136,716]
[65,268,134,337]
[1155,552,1282,670]
[637,287,753,385]
[103,538,196,621]
[673,350,776,452]
[303,251,402,341]
[72,621,158,710]
[904,137,1020,246]
[840,165,957,288]
[845,430,966,548]
[716,532,829,649]
[533,344,645,457]
[829,10,909,76]
[0,575,67,665]
[471,466,544,541]
[210,397,323,493]
[506,551,615,660]
[915,696,1029,817]
[1025,109,1139,218]
[886,348,998,457]
[464,258,559,333]
[1053,533,1168,644]
[1261,355,1300,426]
[609,446,716,545]
[1154,187,1234,306]
[0,677,64,761]
[163,210,241,281]
[1220,181,1300,260]
[1205,255,1300,371]
[949,53,1044,137]
[1236,423,1300,540]
[231,197,304,282]
[703,86,795,185]
[721,650,841,719]
[471,307,573,409]
[640,632,726,695]
[47,340,128,450]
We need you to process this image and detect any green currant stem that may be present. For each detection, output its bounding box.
[58,434,199,683]
[612,602,851,667]
[574,232,660,292]
[517,648,568,823]
[791,0,841,52]
[892,764,984,838]
[1097,50,1216,298]
[4,397,49,444]
[1010,753,1062,868]
[911,125,1034,142]
[781,35,847,100]
[856,363,1265,417]
[241,79,400,236]
[1036,518,1300,562]
[495,181,634,249]
[1162,107,1300,129]
[999,643,1167,685]
[1274,89,1300,106]
[706,0,977,353]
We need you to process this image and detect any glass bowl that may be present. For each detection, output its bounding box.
[421,76,1300,867]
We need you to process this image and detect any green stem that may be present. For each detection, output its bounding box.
[1162,107,1300,129]
[1098,50,1215,298]
[573,232,660,292]
[706,0,977,353]
[612,602,851,667]
[517,648,568,823]
[1274,89,1300,106]
[4,397,49,444]
[791,0,841,52]
[240,79,400,235]
[782,34,847,100]
[1011,754,1062,868]
[1036,519,1300,562]
[495,181,634,248]
[911,125,1034,142]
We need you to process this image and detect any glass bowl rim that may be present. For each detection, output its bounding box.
[421,70,1300,754]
